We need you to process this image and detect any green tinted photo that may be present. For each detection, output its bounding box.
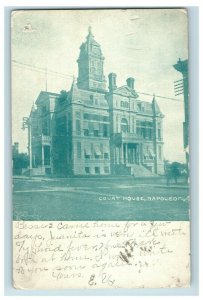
[12,9,189,221]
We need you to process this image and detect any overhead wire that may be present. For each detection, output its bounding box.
[12,60,183,102]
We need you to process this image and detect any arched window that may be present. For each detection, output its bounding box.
[121,118,128,133]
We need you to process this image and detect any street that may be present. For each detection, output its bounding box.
[13,176,189,221]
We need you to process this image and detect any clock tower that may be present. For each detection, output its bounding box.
[77,27,106,92]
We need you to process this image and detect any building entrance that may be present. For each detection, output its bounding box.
[123,143,139,164]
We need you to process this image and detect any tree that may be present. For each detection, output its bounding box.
[13,152,29,174]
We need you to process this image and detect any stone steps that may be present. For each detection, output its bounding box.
[131,164,157,177]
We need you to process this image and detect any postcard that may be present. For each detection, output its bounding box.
[12,9,190,289]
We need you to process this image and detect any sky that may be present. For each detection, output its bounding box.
[11,9,188,163]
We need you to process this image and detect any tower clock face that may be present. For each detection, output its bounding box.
[92,45,100,55]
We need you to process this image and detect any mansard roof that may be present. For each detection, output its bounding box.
[70,82,109,108]
[136,100,153,115]
[137,98,163,117]
[35,91,60,105]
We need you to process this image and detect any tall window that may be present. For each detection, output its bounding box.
[67,112,72,135]
[136,120,153,139]
[42,118,50,135]
[84,129,89,136]
[85,167,90,174]
[44,145,50,165]
[77,142,81,158]
[88,122,94,134]
[121,118,128,133]
[157,123,161,140]
[89,95,94,104]
[76,120,81,135]
[95,167,100,174]
[121,101,129,108]
[145,122,153,139]
[103,124,109,137]
[94,130,99,137]
[104,153,109,159]
[158,146,162,160]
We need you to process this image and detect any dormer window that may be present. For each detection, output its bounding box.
[137,102,145,111]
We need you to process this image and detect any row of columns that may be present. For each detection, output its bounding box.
[114,143,140,165]
[41,144,51,167]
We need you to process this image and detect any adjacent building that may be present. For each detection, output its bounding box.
[173,59,189,173]
[28,27,164,176]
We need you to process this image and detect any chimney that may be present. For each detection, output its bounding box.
[108,73,117,91]
[14,142,19,154]
[126,77,135,90]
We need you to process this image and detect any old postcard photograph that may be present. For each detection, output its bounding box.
[12,9,190,289]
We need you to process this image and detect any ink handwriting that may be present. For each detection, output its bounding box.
[13,221,189,288]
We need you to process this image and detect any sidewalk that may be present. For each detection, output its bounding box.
[154,184,189,190]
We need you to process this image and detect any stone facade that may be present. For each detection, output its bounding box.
[29,28,164,176]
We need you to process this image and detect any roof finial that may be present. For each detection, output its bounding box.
[88,25,92,34]
[87,25,94,38]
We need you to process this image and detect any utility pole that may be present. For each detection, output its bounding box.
[173,58,189,173]
[45,63,48,92]
[22,116,32,171]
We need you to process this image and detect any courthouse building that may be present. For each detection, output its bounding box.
[28,28,164,176]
